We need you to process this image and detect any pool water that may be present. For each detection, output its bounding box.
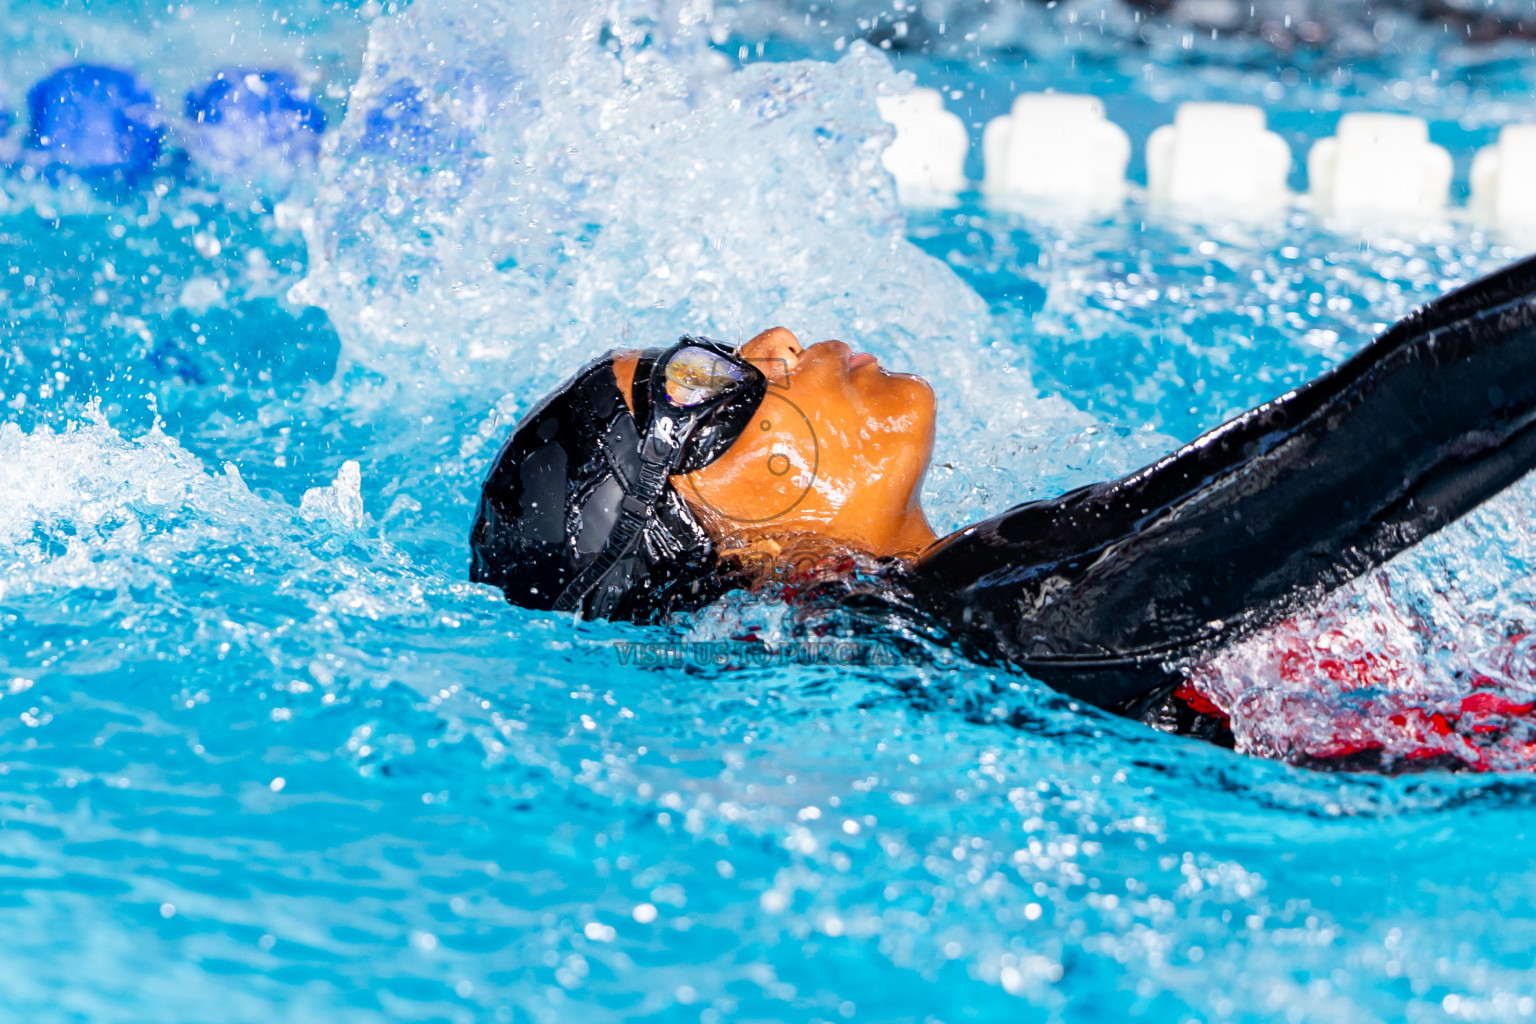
[7,0,1536,1020]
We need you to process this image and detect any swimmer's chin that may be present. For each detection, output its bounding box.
[887,369,937,418]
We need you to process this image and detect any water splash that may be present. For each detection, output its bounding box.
[300,458,365,530]
[294,0,1165,542]
[1181,472,1536,771]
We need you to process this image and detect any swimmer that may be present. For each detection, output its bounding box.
[471,252,1536,725]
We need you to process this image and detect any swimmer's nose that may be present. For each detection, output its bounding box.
[740,326,803,383]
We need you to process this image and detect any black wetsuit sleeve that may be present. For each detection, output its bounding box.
[913,253,1536,713]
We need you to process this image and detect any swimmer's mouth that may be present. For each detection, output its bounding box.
[849,352,878,370]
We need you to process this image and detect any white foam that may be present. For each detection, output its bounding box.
[1190,472,1536,768]
[300,459,365,530]
[0,412,409,612]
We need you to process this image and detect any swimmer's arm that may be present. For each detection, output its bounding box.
[916,253,1536,710]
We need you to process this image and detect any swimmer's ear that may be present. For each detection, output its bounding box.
[609,349,644,416]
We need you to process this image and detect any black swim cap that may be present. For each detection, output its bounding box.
[470,338,768,620]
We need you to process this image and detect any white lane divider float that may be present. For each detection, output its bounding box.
[876,87,1529,246]
[876,88,969,207]
[1146,102,1292,214]
[981,93,1131,209]
[1471,124,1536,233]
[1307,112,1453,219]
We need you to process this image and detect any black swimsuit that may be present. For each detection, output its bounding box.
[910,252,1536,715]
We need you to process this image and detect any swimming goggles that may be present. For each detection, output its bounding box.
[553,337,769,612]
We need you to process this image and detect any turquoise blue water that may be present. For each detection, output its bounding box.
[7,1,1536,1020]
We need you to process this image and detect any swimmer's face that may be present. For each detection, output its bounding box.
[619,327,937,559]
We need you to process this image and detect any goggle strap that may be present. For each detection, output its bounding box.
[552,337,760,615]
[552,511,646,613]
[630,349,659,430]
[551,416,694,613]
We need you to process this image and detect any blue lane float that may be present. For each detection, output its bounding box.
[185,69,326,177]
[26,64,163,179]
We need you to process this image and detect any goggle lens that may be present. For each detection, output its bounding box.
[663,345,749,407]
